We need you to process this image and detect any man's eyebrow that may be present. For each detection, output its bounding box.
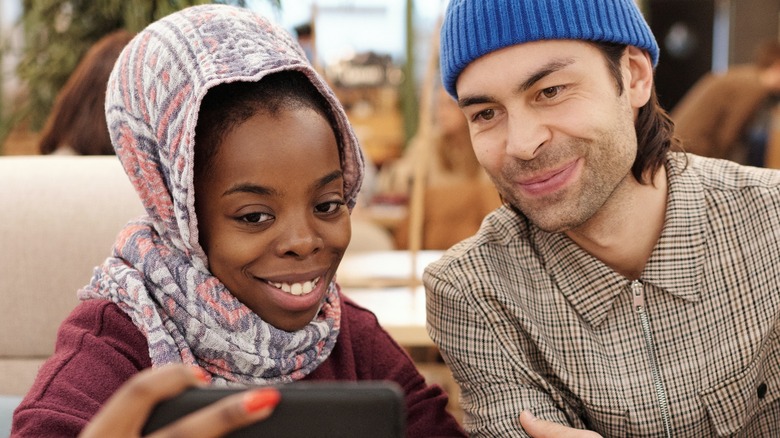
[221,170,343,197]
[515,58,575,94]
[458,94,493,109]
[457,57,576,108]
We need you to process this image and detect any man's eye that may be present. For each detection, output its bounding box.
[541,86,562,99]
[475,108,495,121]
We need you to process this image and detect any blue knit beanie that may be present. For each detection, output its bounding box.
[440,0,660,98]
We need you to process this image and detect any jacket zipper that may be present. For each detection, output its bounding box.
[631,280,673,437]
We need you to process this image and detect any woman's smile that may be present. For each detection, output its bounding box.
[256,273,330,314]
[266,276,320,296]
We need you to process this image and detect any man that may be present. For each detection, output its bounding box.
[424,0,780,436]
[671,39,780,166]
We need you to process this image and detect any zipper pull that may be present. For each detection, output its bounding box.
[631,280,644,313]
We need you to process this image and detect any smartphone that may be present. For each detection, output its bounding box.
[142,380,406,438]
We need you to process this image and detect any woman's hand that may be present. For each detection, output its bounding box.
[519,411,603,438]
[79,364,280,438]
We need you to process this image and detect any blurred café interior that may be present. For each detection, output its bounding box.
[1,0,779,428]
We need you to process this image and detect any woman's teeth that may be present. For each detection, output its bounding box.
[269,277,320,296]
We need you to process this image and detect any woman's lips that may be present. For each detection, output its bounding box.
[517,159,580,197]
[257,274,329,313]
[266,277,320,296]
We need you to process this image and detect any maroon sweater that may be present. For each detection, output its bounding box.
[12,298,465,437]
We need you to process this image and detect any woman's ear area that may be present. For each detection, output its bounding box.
[624,45,654,109]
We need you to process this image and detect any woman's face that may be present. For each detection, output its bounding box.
[195,106,350,332]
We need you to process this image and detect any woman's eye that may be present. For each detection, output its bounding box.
[315,200,344,214]
[239,212,272,224]
[540,86,562,99]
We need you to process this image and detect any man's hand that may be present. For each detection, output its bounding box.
[519,411,603,438]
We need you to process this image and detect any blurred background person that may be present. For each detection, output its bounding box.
[377,85,501,250]
[37,29,133,155]
[671,39,780,166]
[294,21,316,66]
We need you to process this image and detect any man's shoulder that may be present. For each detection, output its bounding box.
[670,153,780,223]
[682,153,780,191]
[424,206,539,280]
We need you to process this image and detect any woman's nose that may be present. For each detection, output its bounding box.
[275,215,323,258]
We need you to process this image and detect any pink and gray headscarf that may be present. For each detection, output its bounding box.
[78,4,364,386]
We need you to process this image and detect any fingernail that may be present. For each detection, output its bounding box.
[191,367,211,384]
[243,388,281,413]
[524,410,536,421]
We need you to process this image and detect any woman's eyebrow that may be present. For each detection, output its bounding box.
[222,183,275,197]
[312,170,343,190]
[221,170,343,198]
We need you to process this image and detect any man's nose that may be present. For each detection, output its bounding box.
[505,109,550,160]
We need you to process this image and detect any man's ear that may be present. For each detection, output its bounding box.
[624,46,653,109]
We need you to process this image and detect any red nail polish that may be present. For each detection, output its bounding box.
[243,388,281,413]
[191,367,211,384]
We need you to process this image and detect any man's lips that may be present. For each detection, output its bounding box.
[516,159,580,196]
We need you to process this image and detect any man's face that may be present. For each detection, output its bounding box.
[456,40,648,233]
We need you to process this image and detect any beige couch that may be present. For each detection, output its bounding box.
[0,155,145,397]
[0,154,394,400]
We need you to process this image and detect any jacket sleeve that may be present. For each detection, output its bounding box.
[11,300,150,437]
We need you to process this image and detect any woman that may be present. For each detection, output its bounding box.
[38,29,133,155]
[11,5,465,437]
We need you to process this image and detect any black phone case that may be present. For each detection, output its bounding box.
[142,381,406,438]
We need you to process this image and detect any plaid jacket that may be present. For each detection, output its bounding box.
[425,153,780,437]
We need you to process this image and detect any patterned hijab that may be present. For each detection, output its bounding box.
[79,4,364,386]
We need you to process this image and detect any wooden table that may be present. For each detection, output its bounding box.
[337,250,444,347]
[344,285,431,347]
[336,250,444,288]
